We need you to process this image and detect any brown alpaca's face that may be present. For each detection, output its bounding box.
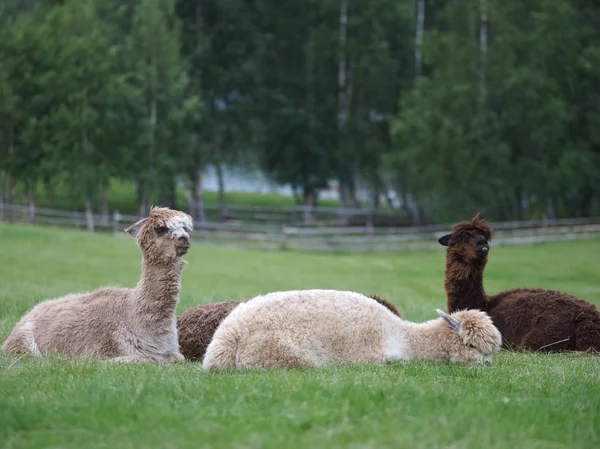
[438,215,493,265]
[125,208,194,263]
[439,228,490,263]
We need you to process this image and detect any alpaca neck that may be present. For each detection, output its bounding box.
[444,255,489,313]
[403,321,455,362]
[133,258,184,320]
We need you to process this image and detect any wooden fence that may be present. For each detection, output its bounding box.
[2,202,600,252]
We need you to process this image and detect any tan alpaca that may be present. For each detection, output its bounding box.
[3,207,193,364]
[203,289,502,371]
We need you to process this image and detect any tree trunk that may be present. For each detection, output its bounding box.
[214,162,228,220]
[545,197,556,220]
[0,174,3,221]
[82,113,94,231]
[194,169,205,222]
[579,187,593,218]
[187,169,205,222]
[337,0,351,212]
[159,177,177,209]
[137,178,148,217]
[27,183,36,225]
[147,46,158,215]
[85,198,95,232]
[415,0,425,78]
[306,0,315,129]
[514,185,523,220]
[100,186,109,226]
[184,0,205,222]
[302,186,317,223]
[479,0,487,103]
[372,186,381,211]
[7,143,15,205]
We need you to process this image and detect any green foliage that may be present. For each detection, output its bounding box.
[1,224,600,448]
[1,0,600,221]
[389,0,600,221]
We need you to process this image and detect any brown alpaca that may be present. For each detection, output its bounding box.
[3,207,194,363]
[439,213,600,353]
[177,294,401,362]
[178,300,244,361]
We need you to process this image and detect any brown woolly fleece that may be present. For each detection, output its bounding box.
[439,213,600,353]
[177,294,401,362]
[3,207,194,363]
[178,300,244,361]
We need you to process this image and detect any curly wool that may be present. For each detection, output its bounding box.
[440,213,600,353]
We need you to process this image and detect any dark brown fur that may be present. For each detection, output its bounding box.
[177,294,400,362]
[439,213,600,353]
[368,294,402,317]
[178,300,244,361]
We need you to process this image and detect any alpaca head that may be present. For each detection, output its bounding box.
[125,206,194,264]
[438,213,493,268]
[436,308,502,364]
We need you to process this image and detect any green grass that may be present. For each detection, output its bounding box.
[1,224,599,449]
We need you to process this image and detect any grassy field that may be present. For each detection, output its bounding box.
[1,224,599,449]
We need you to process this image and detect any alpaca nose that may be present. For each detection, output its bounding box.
[476,236,489,252]
[178,235,190,245]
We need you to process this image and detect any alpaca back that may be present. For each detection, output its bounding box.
[178,300,244,361]
[203,290,396,370]
[490,289,600,351]
[6,288,132,357]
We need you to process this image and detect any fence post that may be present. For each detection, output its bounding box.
[367,209,374,251]
[113,210,121,235]
[280,226,290,250]
[366,210,374,236]
[29,202,36,225]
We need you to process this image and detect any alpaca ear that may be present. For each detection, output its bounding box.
[125,218,149,237]
[436,309,462,333]
[438,234,451,246]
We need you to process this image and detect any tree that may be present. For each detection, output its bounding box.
[130,0,198,215]
[34,0,138,228]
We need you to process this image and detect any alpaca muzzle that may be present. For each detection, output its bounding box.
[476,241,489,255]
[175,235,191,255]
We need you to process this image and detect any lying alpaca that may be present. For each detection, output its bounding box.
[202,289,502,371]
[178,294,401,362]
[439,213,600,352]
[178,300,244,362]
[3,207,193,363]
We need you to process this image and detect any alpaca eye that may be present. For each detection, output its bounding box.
[467,343,476,349]
[463,232,471,240]
[155,226,168,235]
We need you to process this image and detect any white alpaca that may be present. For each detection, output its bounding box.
[3,207,193,363]
[203,289,502,370]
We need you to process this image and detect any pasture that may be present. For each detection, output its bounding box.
[1,224,599,449]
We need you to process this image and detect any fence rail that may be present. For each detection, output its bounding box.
[2,202,600,252]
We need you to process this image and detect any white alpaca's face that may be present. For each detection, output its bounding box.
[126,208,194,262]
[152,214,193,257]
[448,338,495,365]
[437,309,502,365]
